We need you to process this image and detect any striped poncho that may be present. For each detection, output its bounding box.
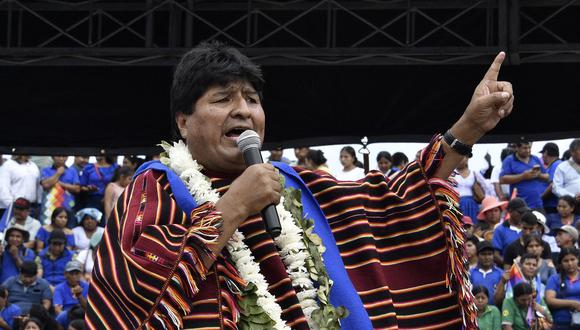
[86,135,475,329]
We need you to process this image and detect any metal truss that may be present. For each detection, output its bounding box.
[0,0,579,66]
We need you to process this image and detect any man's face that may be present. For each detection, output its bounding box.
[521,223,537,236]
[49,240,65,256]
[516,143,532,159]
[484,208,502,224]
[13,208,29,221]
[176,81,265,173]
[478,250,494,268]
[556,231,574,248]
[20,274,36,287]
[508,209,523,224]
[74,156,89,167]
[520,257,538,278]
[52,156,67,168]
[65,270,81,286]
[294,147,309,161]
[8,231,24,247]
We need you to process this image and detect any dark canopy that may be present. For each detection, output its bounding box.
[1,63,578,155]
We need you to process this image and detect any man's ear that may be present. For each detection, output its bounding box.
[175,112,188,139]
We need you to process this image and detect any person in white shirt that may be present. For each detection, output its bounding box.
[553,139,580,204]
[0,156,41,218]
[335,146,365,181]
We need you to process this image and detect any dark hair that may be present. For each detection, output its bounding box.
[521,212,539,226]
[111,165,135,183]
[559,195,577,211]
[513,281,533,298]
[50,207,67,223]
[563,150,572,161]
[69,319,86,330]
[471,285,489,298]
[523,234,544,251]
[170,40,264,139]
[392,152,409,167]
[570,139,580,151]
[68,305,85,321]
[516,140,531,148]
[520,252,538,265]
[28,303,57,330]
[376,151,392,163]
[306,149,327,167]
[22,317,45,330]
[466,235,479,247]
[500,147,515,162]
[340,146,357,164]
[557,247,580,293]
[0,285,7,298]
[124,156,144,169]
[21,261,38,276]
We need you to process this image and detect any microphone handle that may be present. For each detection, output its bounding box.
[242,148,282,238]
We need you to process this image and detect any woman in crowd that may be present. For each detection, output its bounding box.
[474,196,508,238]
[304,149,331,174]
[472,285,501,330]
[79,155,118,212]
[335,146,365,181]
[35,207,75,253]
[455,156,486,222]
[122,155,144,171]
[20,317,45,330]
[466,235,479,270]
[524,234,556,285]
[103,166,134,223]
[376,151,395,177]
[547,195,580,231]
[501,282,552,330]
[72,208,104,251]
[494,253,545,306]
[545,247,580,329]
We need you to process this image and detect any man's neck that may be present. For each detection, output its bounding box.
[479,264,492,271]
[515,153,530,163]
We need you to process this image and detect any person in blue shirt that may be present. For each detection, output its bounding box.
[547,195,580,232]
[55,304,85,330]
[2,262,52,314]
[39,156,81,224]
[0,285,21,330]
[38,229,74,287]
[540,143,563,215]
[545,247,580,329]
[53,260,88,315]
[79,156,118,213]
[500,141,551,209]
[0,225,36,283]
[35,207,75,253]
[492,198,530,265]
[469,241,504,306]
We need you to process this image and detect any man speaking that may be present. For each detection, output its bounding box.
[86,41,513,329]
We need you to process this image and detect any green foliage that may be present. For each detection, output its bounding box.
[238,283,276,330]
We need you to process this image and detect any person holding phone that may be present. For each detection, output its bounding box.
[500,141,550,210]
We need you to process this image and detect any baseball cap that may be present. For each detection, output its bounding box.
[13,198,31,210]
[507,198,531,214]
[65,260,83,272]
[477,240,494,253]
[540,142,559,157]
[553,225,579,242]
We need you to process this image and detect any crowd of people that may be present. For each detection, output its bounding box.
[0,136,577,329]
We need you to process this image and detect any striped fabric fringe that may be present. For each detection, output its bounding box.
[422,135,478,329]
[148,202,223,328]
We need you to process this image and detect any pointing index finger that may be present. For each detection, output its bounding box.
[483,51,506,81]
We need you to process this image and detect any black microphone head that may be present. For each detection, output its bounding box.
[236,130,262,153]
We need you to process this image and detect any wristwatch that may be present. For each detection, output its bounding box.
[443,130,473,158]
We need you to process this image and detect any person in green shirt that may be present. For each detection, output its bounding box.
[502,282,552,330]
[473,285,501,330]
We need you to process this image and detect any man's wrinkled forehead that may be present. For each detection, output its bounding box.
[207,80,258,95]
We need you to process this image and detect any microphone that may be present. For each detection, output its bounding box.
[237,130,282,238]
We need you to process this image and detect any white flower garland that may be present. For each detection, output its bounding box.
[160,141,320,329]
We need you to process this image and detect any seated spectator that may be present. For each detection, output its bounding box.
[37,229,75,287]
[53,261,88,315]
[391,152,408,171]
[501,282,552,330]
[267,146,291,164]
[2,262,52,313]
[523,234,556,285]
[0,285,21,330]
[39,155,80,224]
[69,318,86,330]
[553,225,578,251]
[0,224,35,283]
[463,216,475,237]
[304,150,331,174]
[5,198,41,250]
[552,139,580,201]
[502,211,551,269]
[376,151,395,177]
[494,253,544,306]
[472,285,501,330]
[27,304,59,330]
[547,195,580,231]
[500,140,550,210]
[75,230,103,282]
[20,317,45,330]
[540,142,562,215]
[466,235,479,270]
[103,166,133,223]
[455,157,486,222]
[545,247,580,329]
[35,207,75,253]
[469,241,504,306]
[475,196,508,237]
[335,146,365,181]
[79,156,118,212]
[72,209,104,251]
[56,304,84,330]
[292,147,309,167]
[493,198,529,266]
